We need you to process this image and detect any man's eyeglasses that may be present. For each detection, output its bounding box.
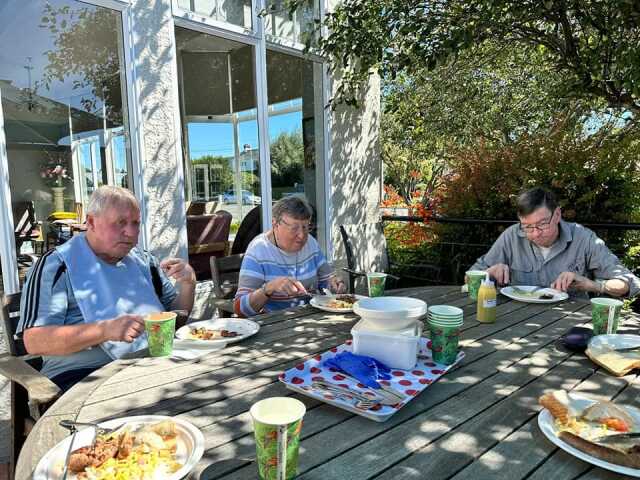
[519,215,554,234]
[278,218,313,234]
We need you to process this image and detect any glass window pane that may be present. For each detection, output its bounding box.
[0,0,132,262]
[266,49,325,242]
[264,0,318,44]
[176,26,261,275]
[176,0,252,30]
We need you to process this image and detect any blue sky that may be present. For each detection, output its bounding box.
[187,108,303,159]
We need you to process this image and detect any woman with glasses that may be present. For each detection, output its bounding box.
[234,196,346,316]
[467,187,640,298]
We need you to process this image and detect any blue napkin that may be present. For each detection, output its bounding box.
[323,352,391,389]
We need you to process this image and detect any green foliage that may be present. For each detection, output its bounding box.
[192,155,235,192]
[293,0,640,113]
[270,131,304,188]
[432,116,640,280]
[39,4,123,124]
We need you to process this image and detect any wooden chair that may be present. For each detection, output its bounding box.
[0,293,61,478]
[187,210,232,280]
[209,254,244,316]
[339,223,442,294]
[12,201,41,265]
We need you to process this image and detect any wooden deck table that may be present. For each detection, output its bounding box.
[16,286,640,480]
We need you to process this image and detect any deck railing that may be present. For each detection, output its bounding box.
[381,214,640,284]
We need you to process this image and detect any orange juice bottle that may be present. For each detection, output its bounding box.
[477,278,497,323]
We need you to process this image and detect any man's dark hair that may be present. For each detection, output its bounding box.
[516,187,557,217]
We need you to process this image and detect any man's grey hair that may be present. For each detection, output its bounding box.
[86,185,139,217]
[272,196,313,223]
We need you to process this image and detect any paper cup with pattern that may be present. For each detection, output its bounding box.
[428,318,462,365]
[590,297,623,336]
[367,273,388,297]
[465,270,486,301]
[144,312,176,357]
[250,397,306,480]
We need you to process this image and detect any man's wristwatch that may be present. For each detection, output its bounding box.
[596,279,606,295]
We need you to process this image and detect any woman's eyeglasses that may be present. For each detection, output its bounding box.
[278,218,313,234]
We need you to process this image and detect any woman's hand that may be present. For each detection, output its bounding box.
[329,276,347,293]
[265,277,307,296]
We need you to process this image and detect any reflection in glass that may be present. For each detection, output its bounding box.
[264,0,318,44]
[175,27,261,233]
[266,49,324,241]
[0,0,132,247]
[176,0,252,30]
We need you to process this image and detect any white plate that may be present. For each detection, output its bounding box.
[310,294,366,313]
[176,318,260,345]
[587,334,640,354]
[538,394,640,477]
[500,286,568,303]
[33,415,204,480]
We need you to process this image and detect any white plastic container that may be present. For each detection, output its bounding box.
[353,296,428,331]
[351,319,422,370]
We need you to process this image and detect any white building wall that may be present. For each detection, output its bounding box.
[130,0,189,261]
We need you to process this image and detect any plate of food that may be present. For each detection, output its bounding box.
[33,415,204,480]
[538,390,640,476]
[175,318,260,345]
[500,285,568,303]
[586,334,640,377]
[309,294,366,313]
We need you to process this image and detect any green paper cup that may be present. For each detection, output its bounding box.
[367,273,388,297]
[590,297,623,336]
[428,320,462,365]
[144,312,176,357]
[466,270,486,301]
[250,397,306,480]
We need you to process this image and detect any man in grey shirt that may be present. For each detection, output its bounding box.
[468,187,640,298]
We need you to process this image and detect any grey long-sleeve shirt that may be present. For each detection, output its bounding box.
[469,220,640,298]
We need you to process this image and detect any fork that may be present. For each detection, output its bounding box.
[59,419,126,438]
[310,382,382,409]
[511,286,545,296]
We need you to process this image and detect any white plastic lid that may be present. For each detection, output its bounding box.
[482,279,495,287]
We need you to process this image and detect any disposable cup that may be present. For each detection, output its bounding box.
[466,270,486,300]
[144,312,176,357]
[367,273,388,297]
[428,322,461,365]
[590,297,623,336]
[250,397,306,480]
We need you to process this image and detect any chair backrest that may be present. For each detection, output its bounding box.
[210,254,244,299]
[339,223,390,273]
[12,201,37,246]
[1,292,26,357]
[231,206,262,255]
[186,210,232,246]
[187,210,232,280]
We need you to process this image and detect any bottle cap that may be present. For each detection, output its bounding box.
[482,278,495,287]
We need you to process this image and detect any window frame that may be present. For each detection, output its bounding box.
[171,0,331,254]
[0,0,144,293]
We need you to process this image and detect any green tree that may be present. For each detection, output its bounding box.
[270,130,304,187]
[39,4,123,124]
[192,155,234,192]
[291,0,640,113]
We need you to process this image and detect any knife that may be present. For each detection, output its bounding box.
[60,426,78,480]
[592,432,640,444]
[610,345,640,353]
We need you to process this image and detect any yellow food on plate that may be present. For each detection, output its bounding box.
[68,420,183,480]
[325,294,357,309]
[188,327,239,340]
